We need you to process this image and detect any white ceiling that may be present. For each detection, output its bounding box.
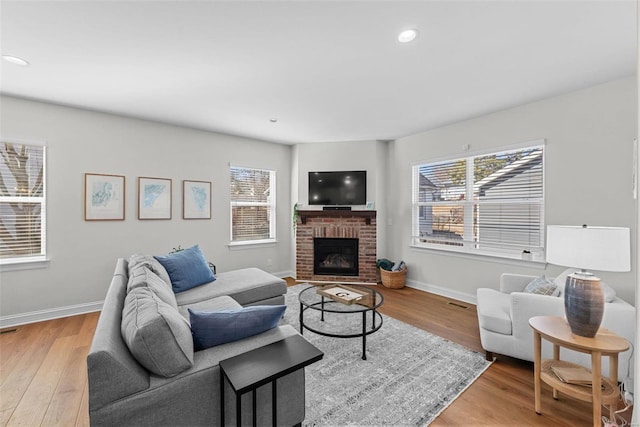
[0,0,636,145]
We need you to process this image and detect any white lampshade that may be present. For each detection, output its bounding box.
[546,225,630,272]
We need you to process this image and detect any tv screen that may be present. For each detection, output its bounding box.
[308,171,366,206]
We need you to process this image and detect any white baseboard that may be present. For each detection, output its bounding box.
[0,275,475,328]
[0,301,104,328]
[405,279,477,305]
[273,270,294,279]
[0,270,294,328]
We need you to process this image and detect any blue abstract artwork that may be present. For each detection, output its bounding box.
[138,177,172,219]
[183,180,211,219]
[190,187,208,211]
[92,182,113,207]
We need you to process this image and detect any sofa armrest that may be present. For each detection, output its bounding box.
[500,273,536,294]
[509,292,565,339]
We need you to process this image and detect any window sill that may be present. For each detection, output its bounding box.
[0,257,50,272]
[227,239,277,250]
[409,244,547,269]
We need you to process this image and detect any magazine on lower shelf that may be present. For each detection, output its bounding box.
[550,366,604,389]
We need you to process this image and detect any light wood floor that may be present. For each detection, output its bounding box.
[0,281,631,426]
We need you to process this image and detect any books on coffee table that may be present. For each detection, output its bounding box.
[316,286,364,305]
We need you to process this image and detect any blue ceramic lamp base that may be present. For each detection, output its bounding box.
[564,272,604,338]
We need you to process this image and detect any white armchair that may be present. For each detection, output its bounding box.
[476,272,635,380]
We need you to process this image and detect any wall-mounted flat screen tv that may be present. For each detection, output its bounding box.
[308,171,367,205]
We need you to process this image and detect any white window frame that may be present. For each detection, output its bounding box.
[411,140,545,262]
[0,139,48,270]
[229,165,276,246]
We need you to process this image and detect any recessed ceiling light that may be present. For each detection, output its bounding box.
[270,118,278,123]
[398,29,418,43]
[2,55,29,66]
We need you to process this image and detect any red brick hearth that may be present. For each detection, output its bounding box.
[296,210,377,284]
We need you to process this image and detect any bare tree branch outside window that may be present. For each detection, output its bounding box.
[0,142,45,259]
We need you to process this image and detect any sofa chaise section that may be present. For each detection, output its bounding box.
[174,267,287,307]
[88,258,305,426]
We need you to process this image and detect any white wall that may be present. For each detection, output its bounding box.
[0,96,293,322]
[387,77,637,304]
[2,76,637,323]
[292,140,390,259]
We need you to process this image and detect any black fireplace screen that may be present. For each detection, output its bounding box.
[313,238,359,276]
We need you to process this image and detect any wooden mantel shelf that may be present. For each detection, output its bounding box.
[297,210,376,225]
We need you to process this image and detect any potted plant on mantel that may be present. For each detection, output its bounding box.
[292,202,299,232]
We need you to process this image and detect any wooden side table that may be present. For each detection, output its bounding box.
[529,316,629,427]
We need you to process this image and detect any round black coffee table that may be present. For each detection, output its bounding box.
[298,284,384,360]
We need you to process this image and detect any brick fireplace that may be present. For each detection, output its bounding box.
[296,210,377,284]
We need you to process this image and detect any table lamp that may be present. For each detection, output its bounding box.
[546,225,630,337]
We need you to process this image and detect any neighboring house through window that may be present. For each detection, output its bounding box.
[229,166,276,244]
[0,141,46,264]
[412,142,544,260]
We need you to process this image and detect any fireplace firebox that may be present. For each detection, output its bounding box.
[313,238,359,276]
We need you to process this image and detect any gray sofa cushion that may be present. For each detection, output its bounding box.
[175,267,286,306]
[121,287,194,377]
[88,259,150,412]
[128,265,178,311]
[128,253,172,287]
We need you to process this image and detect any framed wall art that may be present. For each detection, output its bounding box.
[138,176,172,220]
[84,173,125,221]
[183,180,211,219]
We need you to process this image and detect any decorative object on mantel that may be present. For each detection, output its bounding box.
[546,225,630,337]
[292,202,299,231]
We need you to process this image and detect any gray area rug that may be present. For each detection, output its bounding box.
[282,284,491,426]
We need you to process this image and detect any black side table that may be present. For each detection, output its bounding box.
[219,335,324,427]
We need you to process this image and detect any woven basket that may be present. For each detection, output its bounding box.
[379,267,406,289]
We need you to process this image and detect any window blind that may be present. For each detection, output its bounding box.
[0,142,46,260]
[413,145,544,259]
[229,166,276,242]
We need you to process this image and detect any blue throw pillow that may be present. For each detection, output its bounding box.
[154,245,215,293]
[189,305,286,350]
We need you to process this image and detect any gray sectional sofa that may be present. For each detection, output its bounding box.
[87,255,307,426]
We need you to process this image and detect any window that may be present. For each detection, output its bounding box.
[412,143,544,260]
[0,141,46,263]
[229,166,276,244]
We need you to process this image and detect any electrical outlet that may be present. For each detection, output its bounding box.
[624,391,633,405]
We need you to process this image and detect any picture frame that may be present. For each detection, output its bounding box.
[183,180,211,219]
[138,176,172,220]
[84,173,125,221]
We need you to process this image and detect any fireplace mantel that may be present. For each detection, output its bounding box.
[297,210,376,225]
